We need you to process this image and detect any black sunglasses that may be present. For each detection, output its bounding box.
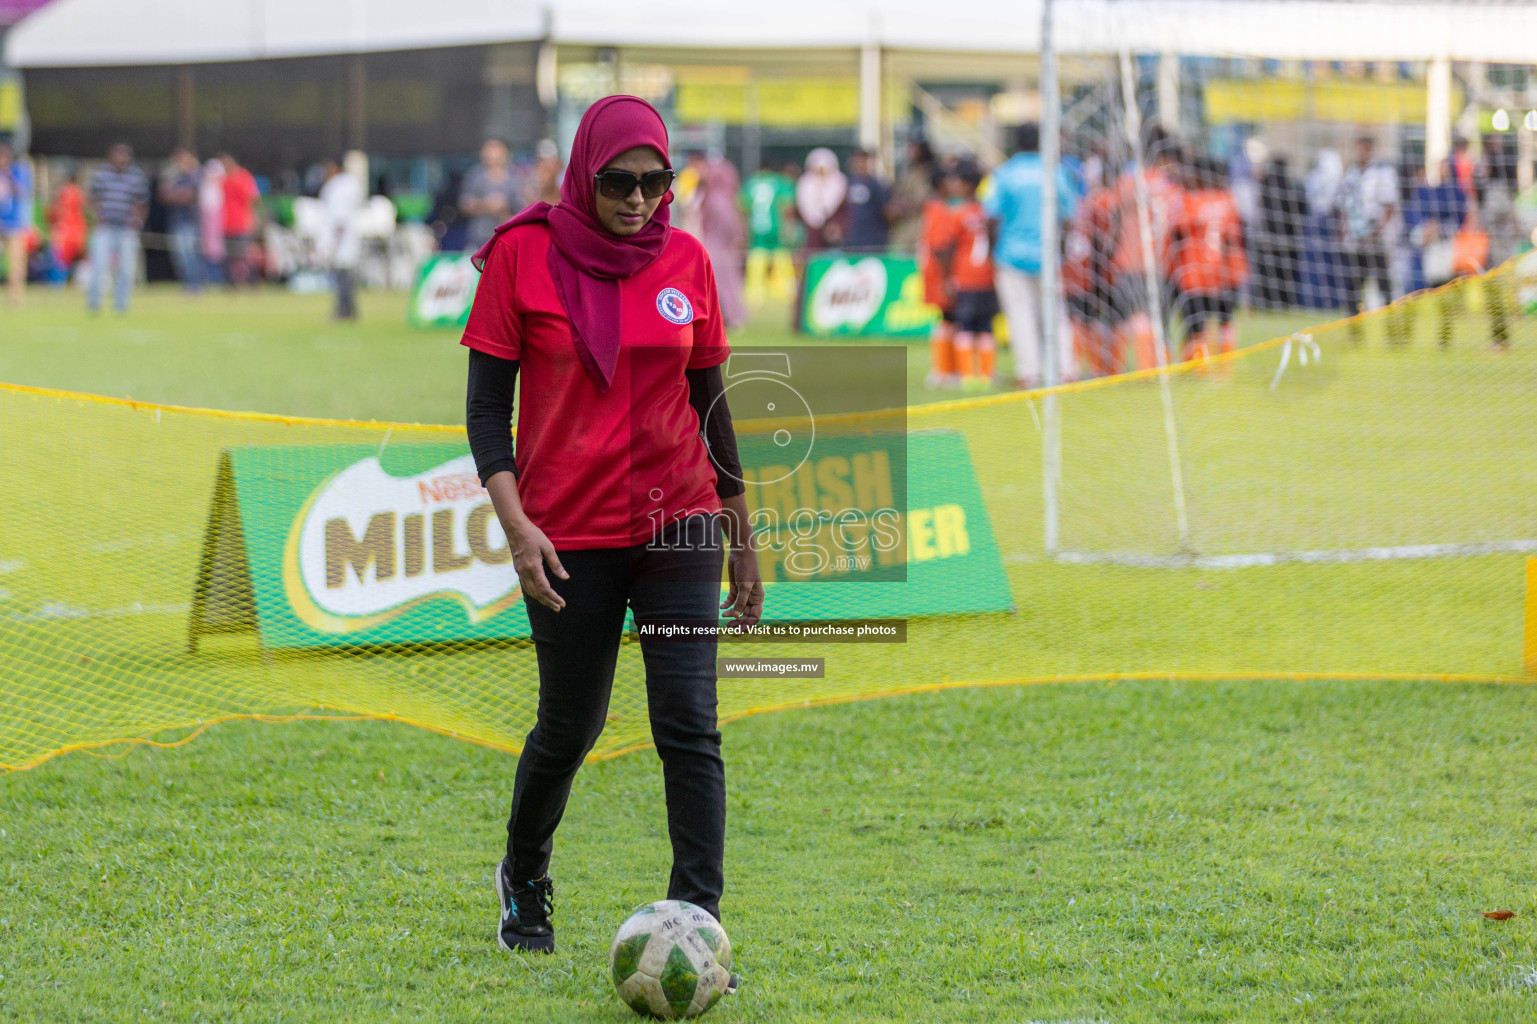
[593,168,675,201]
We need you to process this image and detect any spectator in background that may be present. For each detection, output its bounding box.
[795,148,847,251]
[1404,162,1464,294]
[985,122,1077,389]
[919,160,962,388]
[428,168,469,253]
[1478,133,1519,349]
[888,137,935,252]
[1447,136,1476,206]
[1337,135,1399,340]
[199,158,226,285]
[525,138,564,208]
[86,143,150,314]
[318,154,364,321]
[1109,123,1184,371]
[1253,156,1304,309]
[842,148,891,252]
[460,140,524,251]
[47,169,87,280]
[792,148,847,331]
[158,147,202,293]
[695,152,748,329]
[1062,154,1118,378]
[219,152,261,288]
[674,151,708,237]
[741,161,796,303]
[1171,157,1248,362]
[1478,134,1521,272]
[0,144,35,307]
[936,159,998,391]
[1302,148,1344,308]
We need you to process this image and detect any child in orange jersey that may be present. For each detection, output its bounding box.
[1063,158,1119,377]
[917,163,961,388]
[1108,127,1184,372]
[936,160,998,391]
[1170,157,1248,363]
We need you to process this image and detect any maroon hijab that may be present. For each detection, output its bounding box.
[471,95,674,393]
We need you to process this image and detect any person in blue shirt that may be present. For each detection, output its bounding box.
[1402,159,1467,348]
[984,123,1079,388]
[843,148,891,252]
[0,144,35,307]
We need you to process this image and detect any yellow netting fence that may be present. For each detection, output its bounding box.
[1,262,1534,771]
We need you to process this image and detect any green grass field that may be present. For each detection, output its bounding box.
[3,285,1537,1022]
[0,286,1323,421]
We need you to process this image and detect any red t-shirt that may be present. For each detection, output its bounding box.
[947,199,995,293]
[1171,188,1248,294]
[917,198,958,308]
[1112,167,1181,276]
[222,168,260,237]
[461,223,731,549]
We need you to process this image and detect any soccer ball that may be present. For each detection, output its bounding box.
[609,900,733,1019]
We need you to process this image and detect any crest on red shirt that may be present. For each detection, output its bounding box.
[656,287,695,325]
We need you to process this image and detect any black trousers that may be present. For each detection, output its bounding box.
[333,268,357,320]
[1345,247,1391,315]
[506,513,727,920]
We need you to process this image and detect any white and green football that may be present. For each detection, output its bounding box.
[609,900,733,1019]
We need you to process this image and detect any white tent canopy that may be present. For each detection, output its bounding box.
[8,0,1537,67]
[3,0,547,66]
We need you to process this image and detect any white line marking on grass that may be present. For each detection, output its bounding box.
[0,560,24,574]
[1512,965,1537,989]
[10,601,189,623]
[1050,539,1537,570]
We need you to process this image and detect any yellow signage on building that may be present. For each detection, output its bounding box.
[0,80,21,132]
[1204,78,1461,125]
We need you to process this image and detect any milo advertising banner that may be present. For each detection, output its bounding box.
[408,254,480,328]
[189,432,1012,651]
[801,255,939,338]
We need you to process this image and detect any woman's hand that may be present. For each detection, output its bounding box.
[717,495,763,630]
[721,545,764,630]
[483,471,569,612]
[510,518,569,612]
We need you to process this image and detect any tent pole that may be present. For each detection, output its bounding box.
[1041,0,1062,556]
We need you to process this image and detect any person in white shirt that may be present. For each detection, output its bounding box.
[1337,135,1401,340]
[318,155,364,320]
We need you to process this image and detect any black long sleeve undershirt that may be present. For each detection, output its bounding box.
[464,348,745,500]
[684,364,746,500]
[465,348,521,484]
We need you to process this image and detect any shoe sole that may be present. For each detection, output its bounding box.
[494,865,555,954]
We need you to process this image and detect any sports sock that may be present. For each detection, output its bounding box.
[1218,322,1236,355]
[1129,313,1159,370]
[977,336,996,377]
[1180,328,1209,363]
[929,323,954,378]
[952,333,976,378]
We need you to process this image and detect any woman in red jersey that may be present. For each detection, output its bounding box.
[461,96,763,962]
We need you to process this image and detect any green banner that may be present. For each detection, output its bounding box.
[407,254,480,329]
[801,254,939,338]
[189,431,1012,650]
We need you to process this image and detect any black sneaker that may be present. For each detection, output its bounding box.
[495,858,555,953]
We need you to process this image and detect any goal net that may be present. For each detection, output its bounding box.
[1,0,1535,771]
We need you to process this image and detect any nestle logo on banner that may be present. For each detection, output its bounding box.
[418,473,485,504]
[290,454,519,631]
